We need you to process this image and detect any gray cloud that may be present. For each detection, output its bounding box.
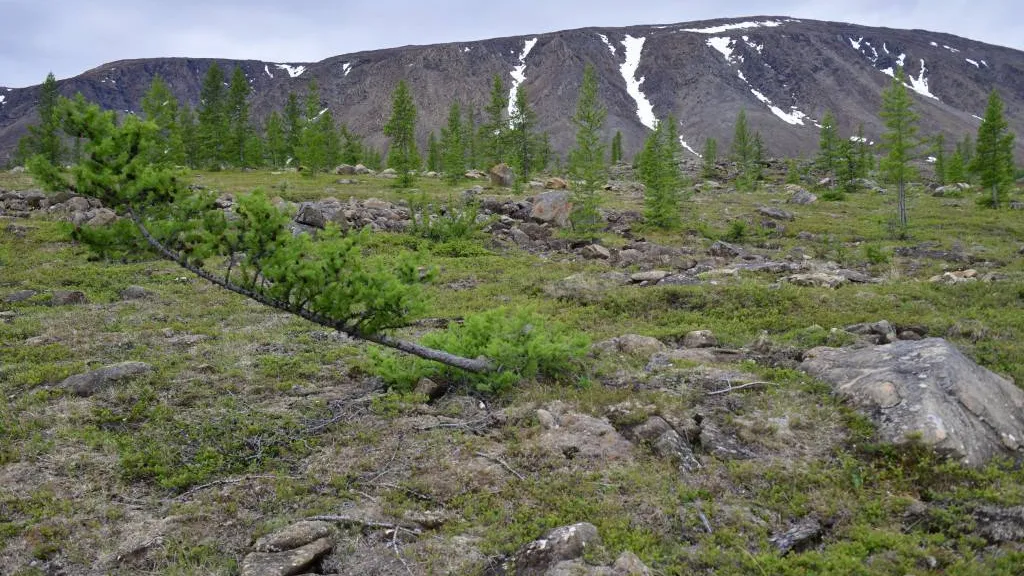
[1,0,1020,87]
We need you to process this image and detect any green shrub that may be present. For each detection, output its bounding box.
[864,244,890,264]
[408,194,486,242]
[371,307,590,394]
[723,220,747,242]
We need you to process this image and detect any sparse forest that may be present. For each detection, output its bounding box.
[2,56,1023,576]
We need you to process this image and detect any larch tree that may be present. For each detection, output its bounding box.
[440,102,465,184]
[567,63,607,236]
[481,75,508,167]
[610,131,624,164]
[638,116,684,229]
[197,63,228,167]
[383,80,419,188]
[178,103,199,169]
[701,137,718,180]
[971,90,1016,208]
[20,72,65,166]
[264,112,287,168]
[27,94,495,374]
[508,86,539,183]
[426,132,441,173]
[878,67,919,229]
[816,111,840,184]
[296,80,327,176]
[226,66,252,167]
[730,109,756,190]
[140,74,182,165]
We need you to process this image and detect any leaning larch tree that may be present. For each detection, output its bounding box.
[29,95,493,373]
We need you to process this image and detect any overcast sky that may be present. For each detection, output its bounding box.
[1,0,1021,88]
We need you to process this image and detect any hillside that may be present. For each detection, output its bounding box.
[2,15,1024,166]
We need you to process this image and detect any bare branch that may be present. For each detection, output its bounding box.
[705,381,772,396]
[474,451,525,481]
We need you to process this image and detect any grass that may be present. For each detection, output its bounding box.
[1,167,1023,574]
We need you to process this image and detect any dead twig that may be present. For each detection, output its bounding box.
[474,451,525,481]
[170,474,285,502]
[697,509,713,534]
[705,381,772,396]
[390,525,415,576]
[307,515,422,535]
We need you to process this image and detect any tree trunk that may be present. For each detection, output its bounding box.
[898,179,908,228]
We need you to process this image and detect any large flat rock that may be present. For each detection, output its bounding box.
[802,338,1024,466]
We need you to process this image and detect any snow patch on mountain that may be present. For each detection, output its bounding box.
[264,65,274,79]
[943,44,960,53]
[0,95,5,105]
[749,88,810,125]
[682,19,785,34]
[908,59,938,100]
[896,53,906,68]
[620,35,658,130]
[342,62,352,76]
[743,36,764,53]
[508,37,539,118]
[275,64,306,78]
[679,136,700,157]
[707,37,737,62]
[966,58,979,68]
[850,37,863,50]
[598,33,617,56]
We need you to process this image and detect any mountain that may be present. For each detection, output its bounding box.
[2,15,1023,167]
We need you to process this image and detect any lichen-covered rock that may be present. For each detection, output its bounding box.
[254,521,334,553]
[530,191,573,228]
[513,523,601,576]
[241,537,333,576]
[592,334,666,358]
[61,362,153,396]
[802,338,1024,466]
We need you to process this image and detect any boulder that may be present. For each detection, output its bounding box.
[788,189,818,205]
[683,330,718,349]
[784,273,848,289]
[254,521,334,553]
[379,168,398,178]
[66,196,92,212]
[593,334,666,358]
[335,164,355,175]
[119,286,151,301]
[3,289,38,303]
[49,290,88,306]
[629,270,670,283]
[801,338,1024,466]
[353,164,371,175]
[579,244,611,260]
[294,203,326,228]
[708,241,742,258]
[769,517,823,555]
[414,377,447,400]
[929,269,978,284]
[757,206,795,221]
[465,169,486,179]
[61,362,153,396]
[86,208,118,227]
[240,537,333,576]
[545,177,569,190]
[529,191,573,228]
[513,523,601,576]
[544,272,629,304]
[489,163,515,187]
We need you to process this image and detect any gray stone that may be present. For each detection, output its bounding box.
[49,290,88,306]
[3,289,37,303]
[683,330,718,349]
[708,241,742,258]
[119,286,151,300]
[769,517,822,555]
[294,203,326,228]
[85,208,118,227]
[255,521,334,553]
[489,163,515,187]
[335,164,355,175]
[801,338,1024,466]
[530,191,573,228]
[61,362,153,396]
[379,168,398,178]
[788,189,818,205]
[241,537,333,576]
[414,377,447,400]
[543,272,630,304]
[757,206,795,221]
[593,334,666,358]
[513,523,601,576]
[580,244,611,260]
[545,177,569,190]
[66,196,91,212]
[784,273,848,289]
[629,270,670,283]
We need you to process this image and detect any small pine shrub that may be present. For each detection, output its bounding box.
[723,220,747,242]
[408,194,485,242]
[864,245,890,264]
[370,307,590,394]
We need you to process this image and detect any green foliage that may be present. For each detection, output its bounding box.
[816,110,840,180]
[784,158,802,184]
[426,131,441,172]
[933,133,947,185]
[408,194,485,243]
[701,137,718,180]
[197,63,228,168]
[971,90,1015,208]
[264,111,287,168]
[723,220,747,242]
[568,63,607,237]
[440,102,465,184]
[508,86,541,182]
[140,74,183,165]
[383,80,419,188]
[864,244,890,264]
[372,308,589,394]
[638,116,684,229]
[283,92,302,163]
[481,74,508,166]
[226,66,252,167]
[946,145,967,184]
[610,130,623,164]
[879,67,919,228]
[730,109,762,190]
[18,73,64,166]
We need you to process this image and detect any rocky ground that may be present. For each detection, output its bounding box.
[2,164,1024,575]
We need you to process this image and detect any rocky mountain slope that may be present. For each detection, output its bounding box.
[2,15,1023,166]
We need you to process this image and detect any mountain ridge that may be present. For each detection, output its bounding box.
[1,15,1022,166]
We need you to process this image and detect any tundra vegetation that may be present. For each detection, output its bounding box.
[1,64,1023,575]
